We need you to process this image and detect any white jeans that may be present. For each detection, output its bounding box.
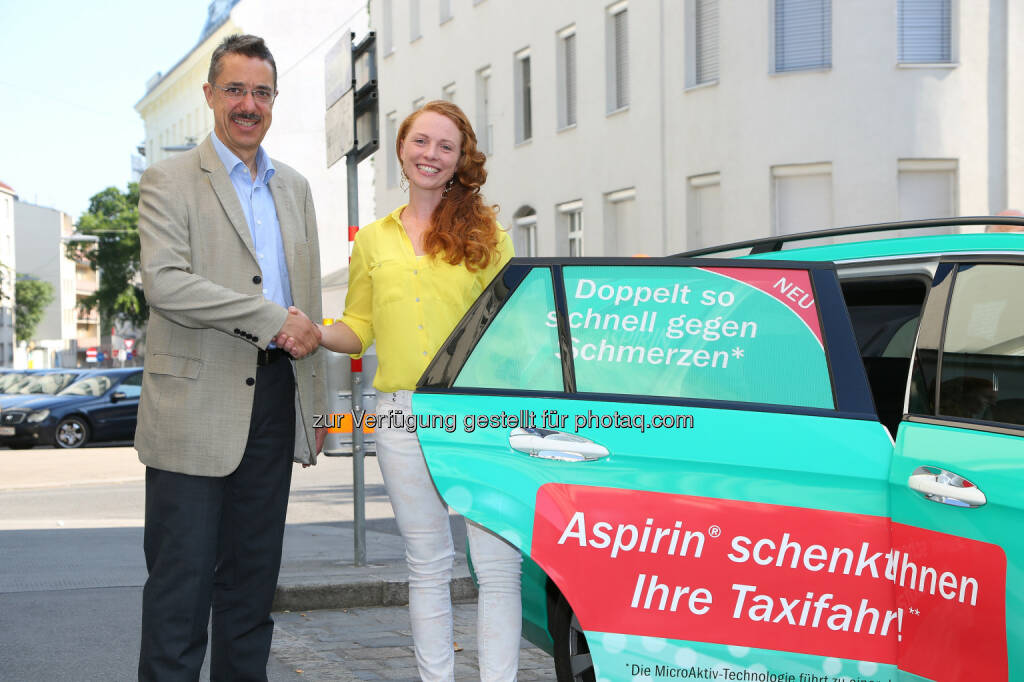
[375,390,523,682]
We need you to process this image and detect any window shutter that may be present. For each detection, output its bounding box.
[565,34,578,125]
[696,0,719,83]
[898,0,951,63]
[775,0,831,72]
[614,10,629,108]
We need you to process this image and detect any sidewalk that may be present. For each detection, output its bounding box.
[273,511,479,612]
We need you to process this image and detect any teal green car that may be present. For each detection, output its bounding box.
[413,217,1024,682]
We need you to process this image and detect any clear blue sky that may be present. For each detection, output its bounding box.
[0,0,214,219]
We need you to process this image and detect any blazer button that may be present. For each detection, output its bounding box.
[234,328,241,335]
[246,377,255,386]
[253,275,262,284]
[252,336,259,343]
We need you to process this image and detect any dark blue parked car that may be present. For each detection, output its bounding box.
[0,368,142,449]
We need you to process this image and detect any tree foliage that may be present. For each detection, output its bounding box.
[67,184,147,329]
[14,276,55,343]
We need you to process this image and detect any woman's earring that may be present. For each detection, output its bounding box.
[442,176,455,198]
[400,169,409,192]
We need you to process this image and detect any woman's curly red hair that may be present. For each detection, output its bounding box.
[397,100,501,271]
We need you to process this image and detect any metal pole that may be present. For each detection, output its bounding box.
[347,152,367,567]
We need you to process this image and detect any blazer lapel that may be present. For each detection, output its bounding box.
[198,136,258,260]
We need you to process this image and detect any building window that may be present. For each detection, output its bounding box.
[513,206,538,256]
[687,0,719,86]
[557,25,578,129]
[386,112,398,188]
[898,159,957,235]
[475,67,492,154]
[687,173,721,249]
[442,82,456,103]
[604,188,638,256]
[772,163,832,235]
[514,49,533,143]
[559,200,584,256]
[606,1,629,111]
[440,0,452,23]
[898,0,952,63]
[774,0,831,72]
[409,0,421,41]
[381,0,394,54]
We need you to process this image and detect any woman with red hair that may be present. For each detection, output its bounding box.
[310,101,521,680]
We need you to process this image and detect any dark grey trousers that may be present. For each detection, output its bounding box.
[139,358,295,682]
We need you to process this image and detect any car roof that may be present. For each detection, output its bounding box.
[675,216,1024,263]
[745,232,1024,263]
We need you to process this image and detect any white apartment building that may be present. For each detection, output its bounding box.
[370,0,1023,256]
[0,181,16,366]
[135,0,375,292]
[13,201,100,367]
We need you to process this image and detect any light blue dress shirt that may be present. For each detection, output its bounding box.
[210,133,293,316]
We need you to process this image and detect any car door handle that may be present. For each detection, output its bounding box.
[508,427,610,462]
[907,466,987,508]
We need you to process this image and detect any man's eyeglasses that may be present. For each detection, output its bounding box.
[210,84,276,104]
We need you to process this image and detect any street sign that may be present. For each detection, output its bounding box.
[324,32,354,109]
[86,348,98,363]
[326,90,355,168]
[124,338,135,350]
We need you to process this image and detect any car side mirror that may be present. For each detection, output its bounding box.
[110,391,127,403]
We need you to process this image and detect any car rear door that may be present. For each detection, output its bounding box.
[891,261,1024,682]
[415,258,901,679]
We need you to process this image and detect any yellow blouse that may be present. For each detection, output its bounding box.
[340,205,514,392]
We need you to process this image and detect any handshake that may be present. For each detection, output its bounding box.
[273,306,361,358]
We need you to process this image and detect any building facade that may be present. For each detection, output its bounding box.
[134,0,375,292]
[370,0,1023,256]
[13,201,100,367]
[0,181,16,366]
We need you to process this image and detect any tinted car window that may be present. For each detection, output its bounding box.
[16,373,79,394]
[60,375,113,397]
[939,264,1024,426]
[454,268,562,391]
[117,372,143,398]
[562,264,834,408]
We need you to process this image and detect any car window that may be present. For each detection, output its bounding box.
[454,268,563,391]
[0,372,27,392]
[937,264,1024,426]
[19,373,79,394]
[117,373,142,398]
[59,375,113,397]
[561,265,834,408]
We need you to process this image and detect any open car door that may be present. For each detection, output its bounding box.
[416,258,911,679]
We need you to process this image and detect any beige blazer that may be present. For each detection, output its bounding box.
[136,135,326,476]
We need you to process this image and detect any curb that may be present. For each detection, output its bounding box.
[273,575,479,612]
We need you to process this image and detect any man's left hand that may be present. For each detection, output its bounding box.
[315,426,327,454]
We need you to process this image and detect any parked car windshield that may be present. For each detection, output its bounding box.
[58,375,114,397]
[0,371,30,393]
[12,373,80,395]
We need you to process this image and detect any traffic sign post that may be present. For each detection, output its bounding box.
[325,30,378,567]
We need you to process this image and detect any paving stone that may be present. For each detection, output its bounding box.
[272,602,555,681]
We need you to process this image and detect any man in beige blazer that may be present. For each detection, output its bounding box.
[136,34,326,681]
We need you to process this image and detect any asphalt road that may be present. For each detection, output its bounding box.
[0,446,407,681]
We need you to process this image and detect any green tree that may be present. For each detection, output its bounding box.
[67,183,147,329]
[14,276,55,343]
